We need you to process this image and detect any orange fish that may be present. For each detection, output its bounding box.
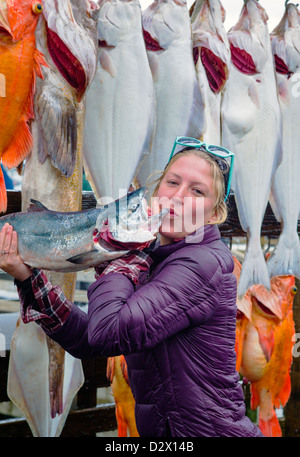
[106,356,139,437]
[0,0,47,212]
[239,275,296,437]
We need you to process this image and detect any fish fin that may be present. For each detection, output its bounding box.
[35,75,77,177]
[185,78,206,140]
[257,326,275,363]
[238,246,271,299]
[106,357,115,383]
[33,48,49,79]
[147,53,160,82]
[277,79,290,105]
[278,371,292,408]
[67,250,101,265]
[259,413,282,437]
[27,199,50,212]
[248,81,260,108]
[1,119,33,169]
[267,231,300,278]
[0,166,7,214]
[99,50,116,77]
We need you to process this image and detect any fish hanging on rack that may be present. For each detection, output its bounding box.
[7,0,99,437]
[0,0,48,214]
[238,275,296,437]
[83,0,155,201]
[267,2,300,279]
[190,0,230,145]
[221,0,282,298]
[107,355,139,437]
[137,0,205,187]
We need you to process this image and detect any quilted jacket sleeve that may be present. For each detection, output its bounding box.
[49,248,224,358]
[87,249,223,356]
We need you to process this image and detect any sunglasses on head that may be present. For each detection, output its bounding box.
[168,136,235,202]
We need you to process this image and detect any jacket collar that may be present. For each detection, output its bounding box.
[150,224,221,266]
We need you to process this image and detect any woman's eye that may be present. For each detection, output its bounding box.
[193,188,204,196]
[167,180,178,186]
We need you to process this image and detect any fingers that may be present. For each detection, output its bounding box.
[0,223,13,255]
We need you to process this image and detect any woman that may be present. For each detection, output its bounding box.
[0,138,263,437]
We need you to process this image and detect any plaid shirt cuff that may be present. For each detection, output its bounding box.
[98,251,152,284]
[16,268,73,333]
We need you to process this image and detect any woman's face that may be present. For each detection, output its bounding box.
[154,154,218,244]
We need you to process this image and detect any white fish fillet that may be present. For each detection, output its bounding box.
[191,0,230,145]
[137,0,205,186]
[221,0,282,298]
[84,0,155,201]
[268,4,300,278]
[7,319,84,437]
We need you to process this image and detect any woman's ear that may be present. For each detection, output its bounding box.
[207,208,218,224]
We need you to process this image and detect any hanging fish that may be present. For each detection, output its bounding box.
[239,275,296,437]
[107,355,139,437]
[137,0,205,186]
[0,0,48,213]
[83,0,155,201]
[7,0,99,437]
[190,0,230,144]
[267,3,300,279]
[221,0,282,298]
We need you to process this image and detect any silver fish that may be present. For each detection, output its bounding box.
[0,188,165,272]
[267,3,300,279]
[221,0,282,298]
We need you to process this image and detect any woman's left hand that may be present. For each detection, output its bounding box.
[0,223,32,281]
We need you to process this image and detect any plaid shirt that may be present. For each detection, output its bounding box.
[16,268,73,333]
[16,252,152,333]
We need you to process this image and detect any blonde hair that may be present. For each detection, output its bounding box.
[147,148,228,225]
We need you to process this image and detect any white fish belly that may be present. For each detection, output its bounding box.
[84,43,154,201]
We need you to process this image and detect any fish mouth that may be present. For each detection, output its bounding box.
[42,0,98,101]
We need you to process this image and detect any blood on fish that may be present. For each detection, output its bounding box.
[230,43,257,75]
[143,29,163,52]
[200,47,228,93]
[46,27,86,100]
[274,54,292,78]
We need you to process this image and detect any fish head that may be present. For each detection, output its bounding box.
[41,0,99,101]
[143,0,190,49]
[97,0,142,47]
[96,187,168,247]
[0,0,43,41]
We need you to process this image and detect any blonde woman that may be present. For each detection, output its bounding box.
[0,137,262,437]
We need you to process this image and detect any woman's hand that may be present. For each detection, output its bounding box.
[0,223,32,281]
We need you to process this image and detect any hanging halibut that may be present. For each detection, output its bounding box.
[190,0,230,145]
[221,0,282,298]
[267,3,300,279]
[84,0,155,201]
[137,0,205,186]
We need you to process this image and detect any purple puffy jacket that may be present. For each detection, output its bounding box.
[49,224,263,437]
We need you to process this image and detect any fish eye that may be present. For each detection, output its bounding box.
[32,2,43,14]
[291,285,297,296]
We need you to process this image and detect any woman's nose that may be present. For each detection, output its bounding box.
[172,186,186,202]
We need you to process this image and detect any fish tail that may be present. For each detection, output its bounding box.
[237,247,271,298]
[267,231,300,279]
[259,412,282,437]
[0,166,7,214]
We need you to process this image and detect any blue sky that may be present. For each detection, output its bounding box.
[140,0,288,33]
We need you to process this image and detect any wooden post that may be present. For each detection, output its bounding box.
[284,277,300,437]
